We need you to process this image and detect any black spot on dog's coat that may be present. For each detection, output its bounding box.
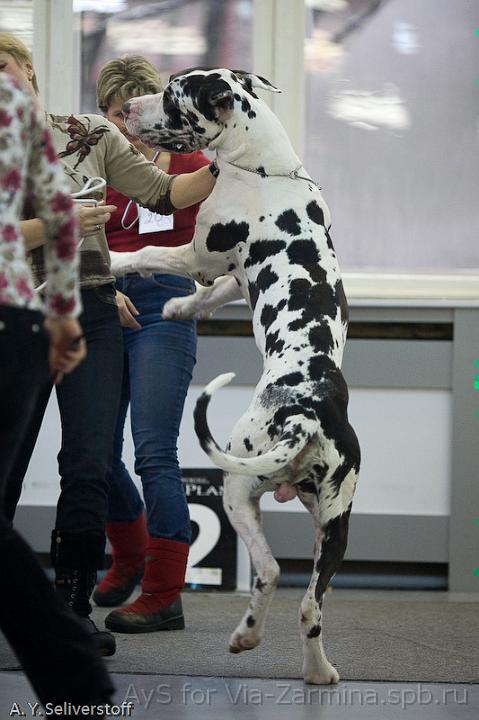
[265,329,285,357]
[288,278,312,312]
[275,209,301,236]
[240,97,256,119]
[206,221,249,252]
[307,624,321,638]
[255,577,266,592]
[244,240,286,268]
[309,323,334,356]
[260,304,278,333]
[248,280,259,309]
[276,372,304,387]
[244,437,253,452]
[306,200,325,226]
[256,265,278,293]
[287,239,320,266]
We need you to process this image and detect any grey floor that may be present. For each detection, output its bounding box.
[1,672,478,719]
[1,590,478,718]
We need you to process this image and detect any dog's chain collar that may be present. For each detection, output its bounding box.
[226,161,321,189]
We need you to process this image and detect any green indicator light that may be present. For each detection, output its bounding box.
[474,568,479,577]
[475,359,479,368]
[475,78,479,86]
[474,519,479,527]
[475,28,479,36]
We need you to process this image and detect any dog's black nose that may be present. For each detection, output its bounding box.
[122,101,131,115]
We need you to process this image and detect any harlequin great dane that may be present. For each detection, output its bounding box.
[112,68,360,685]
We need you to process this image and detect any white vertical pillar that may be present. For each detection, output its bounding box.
[253,0,305,157]
[33,0,75,114]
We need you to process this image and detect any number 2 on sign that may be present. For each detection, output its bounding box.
[187,504,221,569]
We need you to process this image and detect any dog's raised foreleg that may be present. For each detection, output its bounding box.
[162,276,243,320]
[109,241,196,279]
[223,474,279,653]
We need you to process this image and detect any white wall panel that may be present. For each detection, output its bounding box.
[20,386,451,519]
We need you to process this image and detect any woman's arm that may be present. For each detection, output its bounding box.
[104,120,215,213]
[21,204,117,251]
[169,164,216,209]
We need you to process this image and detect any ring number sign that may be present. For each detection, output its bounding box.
[182,469,237,589]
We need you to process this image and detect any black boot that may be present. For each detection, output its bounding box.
[55,567,116,657]
[51,529,116,658]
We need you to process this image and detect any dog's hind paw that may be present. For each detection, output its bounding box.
[303,664,340,685]
[229,631,262,654]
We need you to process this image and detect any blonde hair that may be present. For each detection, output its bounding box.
[0,32,39,94]
[96,55,163,111]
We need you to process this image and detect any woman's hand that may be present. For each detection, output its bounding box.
[76,200,117,237]
[116,290,142,329]
[44,316,87,384]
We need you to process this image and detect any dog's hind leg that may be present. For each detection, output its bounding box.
[223,473,280,654]
[297,434,359,684]
[296,488,340,685]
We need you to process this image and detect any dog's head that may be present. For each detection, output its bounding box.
[122,67,280,153]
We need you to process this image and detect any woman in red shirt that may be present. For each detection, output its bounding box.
[94,57,210,633]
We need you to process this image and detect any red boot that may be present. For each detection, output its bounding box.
[104,537,188,633]
[93,514,148,607]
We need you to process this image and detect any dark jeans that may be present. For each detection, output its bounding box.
[4,285,124,569]
[0,305,113,708]
[108,274,197,543]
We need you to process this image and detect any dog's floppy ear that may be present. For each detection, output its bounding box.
[197,84,235,121]
[232,70,281,94]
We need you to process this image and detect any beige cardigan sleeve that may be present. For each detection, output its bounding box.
[102,119,176,214]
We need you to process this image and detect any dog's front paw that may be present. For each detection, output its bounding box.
[229,629,262,654]
[303,662,340,685]
[162,295,212,321]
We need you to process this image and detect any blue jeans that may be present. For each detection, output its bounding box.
[108,274,197,544]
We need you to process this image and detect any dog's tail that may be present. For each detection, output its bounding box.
[194,373,314,477]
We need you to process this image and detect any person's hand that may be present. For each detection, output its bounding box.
[116,290,142,329]
[44,316,87,384]
[76,201,117,237]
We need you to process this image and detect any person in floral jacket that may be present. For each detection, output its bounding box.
[0,32,216,659]
[0,72,115,710]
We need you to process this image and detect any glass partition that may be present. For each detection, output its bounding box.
[75,0,254,113]
[0,0,33,48]
[304,0,479,272]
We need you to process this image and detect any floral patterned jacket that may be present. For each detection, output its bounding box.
[29,112,174,289]
[0,74,80,317]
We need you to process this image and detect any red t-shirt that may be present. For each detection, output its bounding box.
[105,151,210,252]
